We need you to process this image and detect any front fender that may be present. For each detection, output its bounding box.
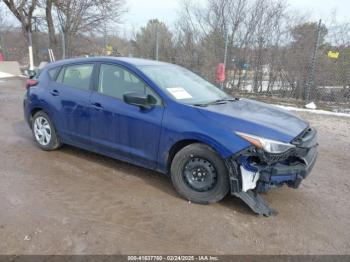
[156,104,252,173]
[178,131,235,157]
[157,130,250,174]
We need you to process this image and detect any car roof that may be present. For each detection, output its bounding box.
[45,56,172,70]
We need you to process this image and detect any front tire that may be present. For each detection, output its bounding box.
[32,111,61,151]
[170,143,229,204]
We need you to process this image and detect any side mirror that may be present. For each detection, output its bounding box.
[123,92,155,109]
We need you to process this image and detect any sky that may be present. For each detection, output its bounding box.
[123,0,349,30]
[1,0,348,33]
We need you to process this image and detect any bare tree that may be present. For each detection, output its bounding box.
[2,0,38,39]
[2,0,39,68]
[45,0,56,49]
[54,0,126,57]
[176,0,248,80]
[133,19,174,62]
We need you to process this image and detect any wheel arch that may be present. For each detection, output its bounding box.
[166,139,200,172]
[29,107,45,126]
[29,107,55,131]
[165,136,232,173]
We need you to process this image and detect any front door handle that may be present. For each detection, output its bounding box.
[50,89,60,96]
[91,102,103,110]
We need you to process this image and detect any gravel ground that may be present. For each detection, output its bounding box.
[0,78,350,255]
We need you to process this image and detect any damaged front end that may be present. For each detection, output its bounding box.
[226,127,318,216]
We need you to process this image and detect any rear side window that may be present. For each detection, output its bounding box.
[57,64,94,90]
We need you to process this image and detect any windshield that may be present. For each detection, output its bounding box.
[137,64,232,105]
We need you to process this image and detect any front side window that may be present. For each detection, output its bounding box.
[138,64,232,105]
[57,64,94,90]
[98,64,161,105]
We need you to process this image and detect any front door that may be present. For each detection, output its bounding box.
[90,63,164,169]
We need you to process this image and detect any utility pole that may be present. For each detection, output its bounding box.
[28,31,34,70]
[305,19,322,102]
[223,28,229,68]
[155,24,159,61]
[103,22,108,50]
[221,27,229,90]
[0,32,6,59]
[61,29,66,59]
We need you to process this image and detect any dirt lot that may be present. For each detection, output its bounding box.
[0,78,350,255]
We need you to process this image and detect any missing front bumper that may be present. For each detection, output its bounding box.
[225,129,318,216]
[258,146,318,191]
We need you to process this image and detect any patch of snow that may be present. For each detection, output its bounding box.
[305,102,317,110]
[24,235,31,241]
[275,104,350,118]
[0,72,14,78]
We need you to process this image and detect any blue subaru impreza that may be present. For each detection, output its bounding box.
[23,57,318,216]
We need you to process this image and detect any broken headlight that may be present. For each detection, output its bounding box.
[236,132,295,154]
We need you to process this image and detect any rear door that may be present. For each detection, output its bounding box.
[51,63,95,145]
[90,63,164,169]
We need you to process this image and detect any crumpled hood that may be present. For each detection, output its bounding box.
[197,98,309,142]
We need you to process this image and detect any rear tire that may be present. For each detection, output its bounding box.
[170,143,229,204]
[31,111,61,151]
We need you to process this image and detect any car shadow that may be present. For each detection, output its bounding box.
[58,144,181,199]
[59,145,257,216]
[15,119,255,216]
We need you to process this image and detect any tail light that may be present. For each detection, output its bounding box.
[26,79,38,89]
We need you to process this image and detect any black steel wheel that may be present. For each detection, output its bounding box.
[183,157,217,192]
[170,143,229,204]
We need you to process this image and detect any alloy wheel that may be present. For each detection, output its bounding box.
[33,116,51,146]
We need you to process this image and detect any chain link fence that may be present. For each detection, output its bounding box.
[168,23,350,112]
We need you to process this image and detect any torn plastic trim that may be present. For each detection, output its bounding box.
[224,146,261,194]
[234,190,278,217]
[224,157,241,194]
[237,155,261,192]
[240,165,260,192]
[224,152,277,217]
[224,147,280,217]
[292,127,318,148]
[226,143,317,193]
[224,127,318,216]
[224,143,317,216]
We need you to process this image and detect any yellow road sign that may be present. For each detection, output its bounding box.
[106,44,113,55]
[327,51,339,59]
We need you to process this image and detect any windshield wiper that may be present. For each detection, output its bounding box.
[207,98,238,105]
[192,98,238,107]
[192,103,209,107]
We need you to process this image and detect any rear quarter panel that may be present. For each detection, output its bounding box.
[25,69,66,135]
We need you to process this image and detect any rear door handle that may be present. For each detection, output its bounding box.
[50,89,60,96]
[91,102,103,110]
